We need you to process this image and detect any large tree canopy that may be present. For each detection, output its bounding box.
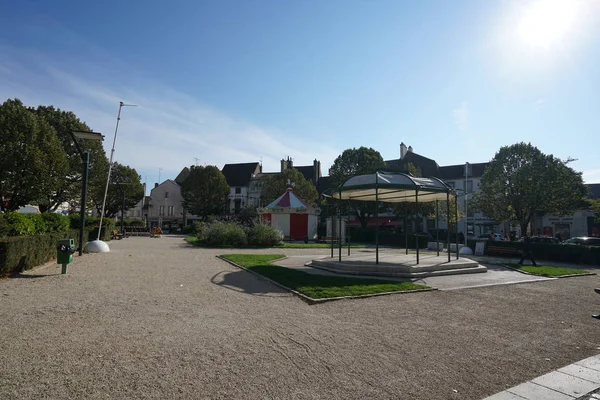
[181,165,230,220]
[32,105,108,212]
[328,147,386,228]
[470,142,587,234]
[0,99,69,210]
[90,162,144,218]
[260,168,318,207]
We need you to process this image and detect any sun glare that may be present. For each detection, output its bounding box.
[517,0,578,48]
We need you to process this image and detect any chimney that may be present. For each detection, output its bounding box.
[280,159,286,172]
[408,145,413,153]
[400,142,407,159]
[313,159,319,184]
[259,164,262,173]
[154,183,159,188]
[286,156,293,169]
[143,182,146,195]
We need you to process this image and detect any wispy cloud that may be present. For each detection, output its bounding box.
[452,102,469,132]
[583,169,600,183]
[534,98,546,112]
[0,45,340,184]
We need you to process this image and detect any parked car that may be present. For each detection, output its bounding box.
[477,233,505,241]
[518,235,559,244]
[562,237,600,247]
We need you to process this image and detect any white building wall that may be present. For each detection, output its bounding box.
[271,214,290,236]
[228,186,250,213]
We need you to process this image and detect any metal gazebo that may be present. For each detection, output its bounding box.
[329,171,459,264]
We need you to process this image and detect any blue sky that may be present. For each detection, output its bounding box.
[1,0,599,187]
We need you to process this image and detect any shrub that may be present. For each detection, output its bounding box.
[4,212,35,236]
[0,214,10,238]
[247,223,283,247]
[198,222,247,247]
[41,213,70,232]
[28,214,49,234]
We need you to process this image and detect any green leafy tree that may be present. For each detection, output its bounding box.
[90,162,144,217]
[31,105,108,212]
[470,142,587,234]
[181,165,230,221]
[0,99,69,210]
[328,147,387,228]
[260,168,318,206]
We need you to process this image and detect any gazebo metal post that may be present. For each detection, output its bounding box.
[436,200,440,257]
[346,211,351,256]
[455,194,459,259]
[447,192,451,263]
[338,188,342,262]
[330,204,334,258]
[404,215,408,255]
[375,173,379,265]
[415,189,419,265]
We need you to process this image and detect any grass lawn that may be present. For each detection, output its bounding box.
[503,263,590,277]
[185,236,199,245]
[220,254,430,299]
[184,236,365,249]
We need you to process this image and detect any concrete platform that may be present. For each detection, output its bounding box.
[307,252,487,278]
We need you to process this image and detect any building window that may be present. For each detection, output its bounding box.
[165,192,169,198]
[159,206,165,216]
[168,206,174,216]
[235,187,241,194]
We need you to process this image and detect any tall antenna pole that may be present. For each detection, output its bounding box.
[97,101,137,240]
[193,157,200,166]
[158,167,163,183]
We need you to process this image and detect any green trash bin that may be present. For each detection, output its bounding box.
[57,238,75,274]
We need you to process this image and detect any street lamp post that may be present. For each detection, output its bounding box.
[68,130,104,256]
[96,103,136,235]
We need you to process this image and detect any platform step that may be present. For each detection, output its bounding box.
[307,262,487,278]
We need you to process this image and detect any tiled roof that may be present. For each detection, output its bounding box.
[295,165,316,183]
[265,189,313,209]
[438,162,488,180]
[174,167,190,185]
[385,151,440,178]
[589,183,600,199]
[221,162,261,187]
[317,176,331,194]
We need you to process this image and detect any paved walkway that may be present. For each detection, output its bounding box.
[484,354,600,399]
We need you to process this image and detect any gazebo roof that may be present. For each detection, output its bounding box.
[265,188,314,209]
[331,171,455,203]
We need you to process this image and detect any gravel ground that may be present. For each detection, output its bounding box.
[1,236,599,400]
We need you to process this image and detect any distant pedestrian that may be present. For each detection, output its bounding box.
[519,234,537,266]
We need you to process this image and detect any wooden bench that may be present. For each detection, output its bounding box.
[486,245,522,257]
[318,236,338,244]
[111,230,124,240]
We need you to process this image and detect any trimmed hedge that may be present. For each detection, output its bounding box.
[0,223,114,277]
[483,241,600,265]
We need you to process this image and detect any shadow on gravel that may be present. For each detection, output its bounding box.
[210,270,289,297]
[9,273,58,279]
